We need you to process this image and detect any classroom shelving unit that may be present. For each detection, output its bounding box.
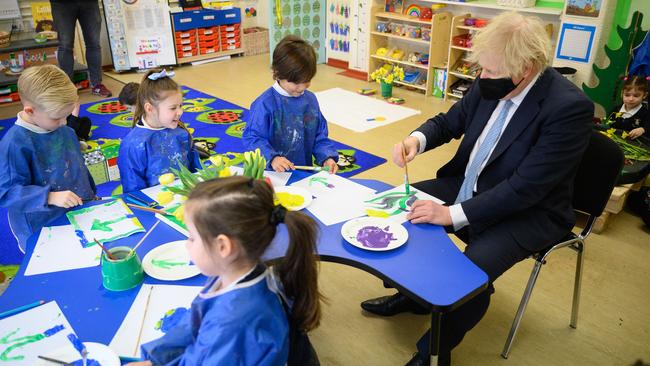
[368,8,451,96]
[445,14,476,101]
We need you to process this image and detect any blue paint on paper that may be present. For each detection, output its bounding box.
[74,230,89,247]
[67,333,85,353]
[43,324,65,337]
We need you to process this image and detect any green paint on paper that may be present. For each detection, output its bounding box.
[309,177,334,188]
[365,189,418,216]
[0,328,45,361]
[90,216,128,232]
[152,259,188,270]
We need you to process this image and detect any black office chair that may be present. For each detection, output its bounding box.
[501,130,624,358]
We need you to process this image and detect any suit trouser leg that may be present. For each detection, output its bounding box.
[411,178,532,356]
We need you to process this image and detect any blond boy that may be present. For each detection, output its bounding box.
[0,65,96,252]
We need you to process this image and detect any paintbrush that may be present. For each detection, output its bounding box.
[126,203,173,216]
[293,165,324,171]
[133,286,154,356]
[37,355,73,365]
[126,193,157,208]
[401,142,410,195]
[93,238,115,260]
[129,221,160,256]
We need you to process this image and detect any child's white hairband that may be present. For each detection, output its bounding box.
[148,69,175,80]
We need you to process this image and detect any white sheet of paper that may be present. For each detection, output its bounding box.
[228,166,292,187]
[66,199,145,246]
[364,184,445,224]
[290,171,376,225]
[0,301,80,366]
[315,88,421,132]
[109,284,202,357]
[559,28,592,60]
[24,225,102,276]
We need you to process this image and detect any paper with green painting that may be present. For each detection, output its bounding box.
[66,199,145,247]
[364,184,444,224]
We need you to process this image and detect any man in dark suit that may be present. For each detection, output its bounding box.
[360,12,594,365]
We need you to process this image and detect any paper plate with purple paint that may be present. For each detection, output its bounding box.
[341,217,408,251]
[33,342,120,366]
[143,240,200,281]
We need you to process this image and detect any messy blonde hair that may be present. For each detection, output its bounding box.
[18,64,78,115]
[468,11,551,79]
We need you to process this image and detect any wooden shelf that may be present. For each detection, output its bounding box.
[420,0,562,16]
[450,45,472,51]
[447,92,463,99]
[370,54,429,70]
[370,31,430,45]
[394,80,427,91]
[456,25,484,31]
[449,71,476,80]
[375,11,433,25]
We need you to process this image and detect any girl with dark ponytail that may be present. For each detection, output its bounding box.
[129,176,322,366]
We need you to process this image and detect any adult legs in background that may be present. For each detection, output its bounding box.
[50,2,78,80]
[76,1,103,87]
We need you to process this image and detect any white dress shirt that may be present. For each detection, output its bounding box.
[411,73,540,230]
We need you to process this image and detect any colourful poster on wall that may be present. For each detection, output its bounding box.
[269,0,326,64]
[565,0,602,18]
[31,2,56,32]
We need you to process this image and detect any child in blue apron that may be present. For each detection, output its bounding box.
[0,65,96,252]
[243,35,338,173]
[126,176,322,365]
[117,69,201,193]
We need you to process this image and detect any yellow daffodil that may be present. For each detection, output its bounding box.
[622,131,629,139]
[209,155,223,167]
[158,173,175,186]
[157,191,174,205]
[219,167,231,177]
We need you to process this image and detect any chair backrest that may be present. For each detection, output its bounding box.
[572,130,625,217]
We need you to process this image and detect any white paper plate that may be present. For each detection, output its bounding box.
[142,240,201,281]
[341,217,408,251]
[33,342,119,366]
[274,186,313,211]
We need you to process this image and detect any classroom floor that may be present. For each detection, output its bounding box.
[1,54,649,365]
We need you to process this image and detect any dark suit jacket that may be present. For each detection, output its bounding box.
[415,68,594,251]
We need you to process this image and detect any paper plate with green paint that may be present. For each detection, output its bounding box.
[274,186,312,211]
[341,217,408,252]
[33,342,120,366]
[143,240,200,281]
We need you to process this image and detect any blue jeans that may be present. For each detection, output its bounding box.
[50,1,103,86]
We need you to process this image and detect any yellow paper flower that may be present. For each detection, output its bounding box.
[219,167,231,177]
[173,205,185,223]
[157,191,174,205]
[158,173,175,186]
[209,155,223,167]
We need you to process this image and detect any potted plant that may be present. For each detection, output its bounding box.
[370,64,405,98]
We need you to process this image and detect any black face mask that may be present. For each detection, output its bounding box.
[478,76,522,100]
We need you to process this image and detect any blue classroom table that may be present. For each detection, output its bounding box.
[0,173,488,366]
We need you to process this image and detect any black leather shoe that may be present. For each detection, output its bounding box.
[405,352,427,366]
[405,352,451,366]
[360,293,429,316]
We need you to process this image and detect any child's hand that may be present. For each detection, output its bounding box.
[323,158,338,174]
[628,127,645,139]
[47,191,83,208]
[125,362,152,366]
[271,156,295,172]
